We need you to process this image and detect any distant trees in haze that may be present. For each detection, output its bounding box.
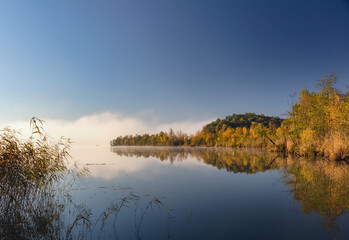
[110,129,191,147]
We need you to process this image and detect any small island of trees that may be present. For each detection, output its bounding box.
[111,73,349,161]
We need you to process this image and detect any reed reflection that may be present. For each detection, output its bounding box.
[0,125,86,239]
[0,125,165,240]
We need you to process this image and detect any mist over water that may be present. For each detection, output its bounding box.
[0,112,213,146]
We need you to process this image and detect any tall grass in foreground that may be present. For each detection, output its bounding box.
[0,119,167,240]
[0,118,72,239]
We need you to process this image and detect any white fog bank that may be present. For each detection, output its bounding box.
[0,112,213,146]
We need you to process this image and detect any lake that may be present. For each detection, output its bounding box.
[6,146,349,239]
[56,146,349,240]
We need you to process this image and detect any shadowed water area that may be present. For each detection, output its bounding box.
[3,146,349,239]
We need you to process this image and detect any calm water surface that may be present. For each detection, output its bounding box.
[63,146,349,239]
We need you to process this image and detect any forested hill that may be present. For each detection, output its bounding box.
[111,74,349,161]
[202,113,283,134]
[110,113,283,147]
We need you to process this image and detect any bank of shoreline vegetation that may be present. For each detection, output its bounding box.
[111,74,349,161]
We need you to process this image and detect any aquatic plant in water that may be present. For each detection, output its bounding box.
[0,119,167,240]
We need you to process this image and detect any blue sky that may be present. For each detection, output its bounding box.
[0,0,349,124]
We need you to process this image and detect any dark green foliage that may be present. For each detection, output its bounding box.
[110,129,191,147]
[202,113,283,134]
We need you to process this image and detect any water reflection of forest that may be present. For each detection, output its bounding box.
[111,146,281,173]
[112,146,349,234]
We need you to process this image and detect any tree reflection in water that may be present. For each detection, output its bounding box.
[112,146,349,235]
[284,159,349,234]
[2,129,347,240]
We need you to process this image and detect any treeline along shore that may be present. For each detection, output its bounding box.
[111,73,349,161]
